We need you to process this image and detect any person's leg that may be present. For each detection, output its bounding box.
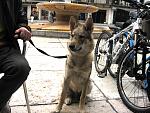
[0,46,31,110]
[0,101,11,113]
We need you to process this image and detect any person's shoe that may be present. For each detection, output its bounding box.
[0,102,11,113]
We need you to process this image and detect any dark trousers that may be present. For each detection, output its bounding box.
[0,46,31,110]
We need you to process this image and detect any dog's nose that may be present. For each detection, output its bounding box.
[69,45,75,50]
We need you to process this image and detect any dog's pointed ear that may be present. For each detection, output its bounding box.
[69,16,77,33]
[85,17,93,33]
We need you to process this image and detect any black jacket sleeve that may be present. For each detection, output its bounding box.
[15,0,31,32]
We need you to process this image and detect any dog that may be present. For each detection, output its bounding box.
[54,16,94,113]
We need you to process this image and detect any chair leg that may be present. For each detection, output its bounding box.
[23,82,31,113]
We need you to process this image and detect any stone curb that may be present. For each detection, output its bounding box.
[31,30,101,38]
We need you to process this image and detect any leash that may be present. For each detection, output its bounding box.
[29,40,67,59]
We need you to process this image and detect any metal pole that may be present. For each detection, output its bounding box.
[23,82,31,113]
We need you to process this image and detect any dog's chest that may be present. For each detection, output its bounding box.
[66,56,92,79]
[66,56,92,71]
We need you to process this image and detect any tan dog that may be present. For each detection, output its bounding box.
[54,16,94,113]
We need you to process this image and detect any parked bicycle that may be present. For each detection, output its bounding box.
[117,0,150,112]
[94,8,137,78]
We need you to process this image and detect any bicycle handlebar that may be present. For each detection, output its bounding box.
[123,0,148,9]
[123,0,136,4]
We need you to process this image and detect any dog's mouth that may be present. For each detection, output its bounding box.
[69,45,82,52]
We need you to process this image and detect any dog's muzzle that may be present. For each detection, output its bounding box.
[69,45,82,52]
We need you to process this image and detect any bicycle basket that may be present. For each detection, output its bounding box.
[142,19,150,39]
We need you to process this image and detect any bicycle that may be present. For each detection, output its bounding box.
[117,0,150,112]
[94,9,136,78]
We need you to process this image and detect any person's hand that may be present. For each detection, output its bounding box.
[14,27,32,40]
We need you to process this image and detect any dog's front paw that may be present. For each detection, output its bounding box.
[52,109,60,113]
[65,97,72,105]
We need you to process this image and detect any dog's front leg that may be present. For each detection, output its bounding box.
[79,79,89,113]
[54,78,69,113]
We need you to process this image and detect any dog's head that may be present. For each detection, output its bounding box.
[68,16,94,56]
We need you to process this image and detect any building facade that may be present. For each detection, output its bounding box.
[22,0,146,24]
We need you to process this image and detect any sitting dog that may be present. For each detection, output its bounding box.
[54,16,94,113]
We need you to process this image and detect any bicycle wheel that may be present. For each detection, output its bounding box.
[117,48,150,113]
[94,31,111,78]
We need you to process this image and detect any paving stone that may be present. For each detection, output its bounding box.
[109,99,133,113]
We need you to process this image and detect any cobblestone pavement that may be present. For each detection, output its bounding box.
[10,36,133,113]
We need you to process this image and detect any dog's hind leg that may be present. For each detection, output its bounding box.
[65,88,73,105]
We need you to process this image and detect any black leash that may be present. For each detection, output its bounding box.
[29,40,67,58]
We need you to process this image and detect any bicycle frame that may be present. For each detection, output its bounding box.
[111,16,143,64]
[100,21,135,64]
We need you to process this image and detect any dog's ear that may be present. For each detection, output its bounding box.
[69,16,77,33]
[85,17,93,33]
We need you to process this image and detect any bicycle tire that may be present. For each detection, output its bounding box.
[117,48,150,113]
[94,31,111,78]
